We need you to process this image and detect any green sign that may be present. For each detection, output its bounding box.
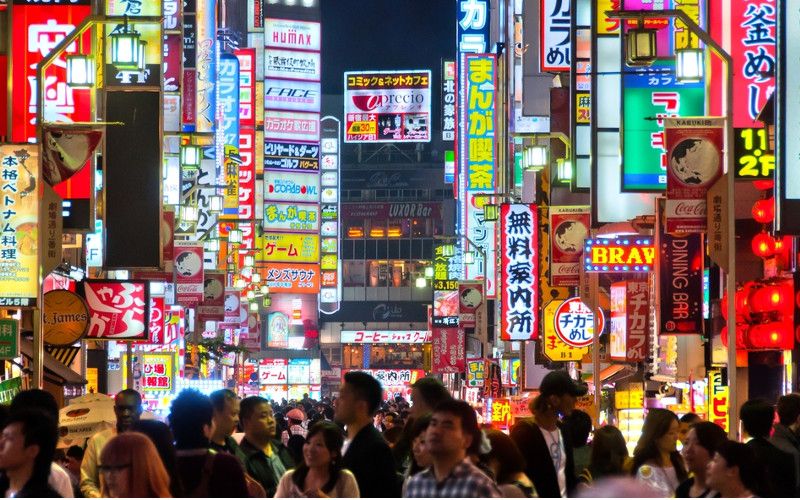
[0,377,22,405]
[622,63,705,191]
[0,319,18,360]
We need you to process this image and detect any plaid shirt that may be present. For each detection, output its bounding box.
[404,458,502,498]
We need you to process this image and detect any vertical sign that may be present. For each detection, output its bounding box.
[236,48,257,253]
[433,242,460,328]
[319,117,341,314]
[708,369,729,432]
[218,53,241,219]
[431,327,466,374]
[658,232,704,335]
[442,60,456,141]
[174,241,204,307]
[104,0,163,86]
[732,0,776,127]
[0,320,19,360]
[541,0,571,72]
[182,0,197,130]
[664,117,724,233]
[777,0,800,233]
[549,206,590,287]
[500,204,539,341]
[195,0,216,132]
[610,280,649,363]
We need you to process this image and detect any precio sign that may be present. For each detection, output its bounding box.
[583,238,655,272]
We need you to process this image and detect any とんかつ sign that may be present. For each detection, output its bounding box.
[584,239,655,272]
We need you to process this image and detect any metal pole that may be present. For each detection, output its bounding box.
[605,8,738,438]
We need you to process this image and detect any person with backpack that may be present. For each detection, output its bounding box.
[168,389,249,497]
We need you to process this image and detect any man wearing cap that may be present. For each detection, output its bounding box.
[510,370,588,498]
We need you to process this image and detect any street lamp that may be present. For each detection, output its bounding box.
[228,228,243,244]
[625,23,658,66]
[66,55,95,88]
[676,46,704,83]
[243,254,255,267]
[483,203,499,222]
[179,204,198,223]
[441,244,456,257]
[181,144,201,169]
[415,276,427,288]
[556,158,573,184]
[424,266,434,278]
[523,145,548,170]
[109,17,141,70]
[209,194,223,213]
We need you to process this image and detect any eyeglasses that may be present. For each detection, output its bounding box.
[99,464,132,474]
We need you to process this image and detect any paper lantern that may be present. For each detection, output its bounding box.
[751,198,774,223]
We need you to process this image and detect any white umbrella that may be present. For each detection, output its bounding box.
[58,394,116,448]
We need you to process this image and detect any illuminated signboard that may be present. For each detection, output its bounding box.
[465,54,496,191]
[105,0,163,87]
[264,141,319,171]
[265,49,321,81]
[442,60,456,141]
[265,18,321,51]
[344,369,425,387]
[542,300,589,362]
[583,239,655,272]
[553,297,605,349]
[319,118,341,312]
[264,202,320,232]
[610,280,649,362]
[259,358,288,384]
[264,79,322,112]
[140,353,176,392]
[84,280,149,341]
[708,369,729,432]
[263,110,320,143]
[734,128,774,180]
[343,70,432,143]
[500,204,539,341]
[260,233,319,263]
[732,1,775,128]
[263,263,320,294]
[263,171,320,203]
[778,0,800,233]
[340,331,432,344]
[540,0,572,72]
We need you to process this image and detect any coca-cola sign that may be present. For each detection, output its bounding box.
[668,200,706,217]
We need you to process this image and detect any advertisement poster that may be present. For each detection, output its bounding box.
[263,171,320,203]
[500,204,539,341]
[344,70,432,143]
[431,327,465,373]
[264,202,320,232]
[263,263,321,294]
[266,312,290,348]
[173,241,204,306]
[659,231,704,334]
[197,272,225,320]
[458,283,483,328]
[260,233,319,263]
[549,206,590,287]
[540,0,572,72]
[664,117,724,232]
[84,281,149,341]
[610,280,649,362]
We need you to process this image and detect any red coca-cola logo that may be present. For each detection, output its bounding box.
[351,94,388,111]
[673,201,705,216]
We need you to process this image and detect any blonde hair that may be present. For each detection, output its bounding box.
[100,432,172,498]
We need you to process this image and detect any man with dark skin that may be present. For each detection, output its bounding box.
[80,389,142,498]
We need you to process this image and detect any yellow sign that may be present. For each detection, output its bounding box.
[347,121,376,136]
[707,369,729,433]
[124,352,176,393]
[596,0,621,35]
[543,300,590,362]
[259,233,319,263]
[0,145,40,306]
[221,145,240,218]
[86,367,98,394]
[576,93,590,124]
[615,388,645,409]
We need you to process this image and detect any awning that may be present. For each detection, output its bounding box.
[19,339,86,386]
[585,364,634,385]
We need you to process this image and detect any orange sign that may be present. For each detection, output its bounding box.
[487,397,513,429]
[42,290,89,346]
[584,238,655,272]
[262,263,320,294]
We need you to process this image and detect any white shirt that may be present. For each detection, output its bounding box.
[541,427,567,498]
[49,463,74,498]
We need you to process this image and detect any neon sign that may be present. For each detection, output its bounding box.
[583,239,655,272]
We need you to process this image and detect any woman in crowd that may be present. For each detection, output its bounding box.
[706,440,764,498]
[675,421,728,498]
[483,429,536,497]
[274,421,360,498]
[578,425,630,487]
[132,419,184,497]
[403,414,432,489]
[631,408,688,497]
[99,432,172,498]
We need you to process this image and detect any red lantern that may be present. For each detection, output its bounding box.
[721,324,748,349]
[752,231,776,258]
[751,198,775,223]
[749,284,793,313]
[752,179,774,191]
[747,321,793,350]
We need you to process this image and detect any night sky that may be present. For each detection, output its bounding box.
[321,0,457,153]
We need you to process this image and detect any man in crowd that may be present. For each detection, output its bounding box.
[0,410,61,497]
[740,398,797,497]
[210,389,242,455]
[336,371,401,497]
[169,389,249,497]
[238,396,294,496]
[63,445,84,496]
[511,370,586,498]
[404,399,501,498]
[80,388,143,497]
[771,393,800,496]
[678,412,702,447]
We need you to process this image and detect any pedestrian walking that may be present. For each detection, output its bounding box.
[394,378,452,473]
[403,399,501,498]
[769,393,800,496]
[631,408,688,497]
[275,421,360,497]
[80,389,143,498]
[169,389,250,497]
[563,409,592,479]
[705,440,763,498]
[0,410,61,497]
[61,445,83,497]
[210,389,242,455]
[576,425,629,489]
[740,398,797,497]
[238,396,294,497]
[131,419,184,497]
[483,429,536,497]
[404,414,432,480]
[99,432,171,498]
[336,371,402,497]
[510,370,587,498]
[675,421,727,498]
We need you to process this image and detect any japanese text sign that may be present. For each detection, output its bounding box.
[466,358,486,387]
[260,233,319,263]
[442,60,456,141]
[105,0,163,87]
[263,263,320,294]
[264,171,320,203]
[265,49,321,81]
[584,238,655,272]
[708,369,729,432]
[0,320,19,360]
[732,1,776,127]
[549,206,590,287]
[264,202,320,232]
[464,193,496,298]
[259,358,288,384]
[140,353,175,392]
[147,296,165,344]
[543,300,590,362]
[500,204,539,341]
[345,369,425,387]
[610,280,649,362]
[431,327,466,373]
[465,54,496,191]
[658,231,704,334]
[541,0,571,71]
[340,330,432,344]
[554,297,604,348]
[84,280,149,341]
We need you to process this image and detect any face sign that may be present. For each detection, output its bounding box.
[303,432,335,469]
[243,402,276,442]
[213,398,240,438]
[204,278,224,301]
[656,419,680,454]
[682,428,711,474]
[426,411,471,458]
[0,423,37,472]
[114,393,142,432]
[175,251,202,277]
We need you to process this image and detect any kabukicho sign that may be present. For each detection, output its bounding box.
[583,239,655,272]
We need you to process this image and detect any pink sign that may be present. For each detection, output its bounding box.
[148,296,165,344]
[549,206,589,287]
[84,281,149,340]
[173,241,204,306]
[431,327,465,374]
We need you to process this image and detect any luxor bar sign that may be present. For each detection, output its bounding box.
[584,239,655,272]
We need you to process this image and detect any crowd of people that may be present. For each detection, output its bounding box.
[0,370,799,498]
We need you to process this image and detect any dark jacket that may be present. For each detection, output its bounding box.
[0,473,61,498]
[770,424,800,496]
[341,424,401,498]
[510,418,576,498]
[746,436,797,498]
[237,437,294,497]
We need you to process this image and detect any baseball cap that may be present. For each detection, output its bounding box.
[539,370,588,398]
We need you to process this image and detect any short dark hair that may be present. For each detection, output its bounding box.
[240,396,270,423]
[169,389,213,449]
[776,394,800,427]
[343,372,383,416]
[209,389,238,413]
[739,398,774,438]
[679,412,702,425]
[433,399,481,454]
[117,388,143,404]
[411,377,452,410]
[485,429,526,482]
[716,440,764,495]
[10,389,59,421]
[4,410,58,482]
[691,421,727,457]
[66,445,85,461]
[563,409,593,447]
